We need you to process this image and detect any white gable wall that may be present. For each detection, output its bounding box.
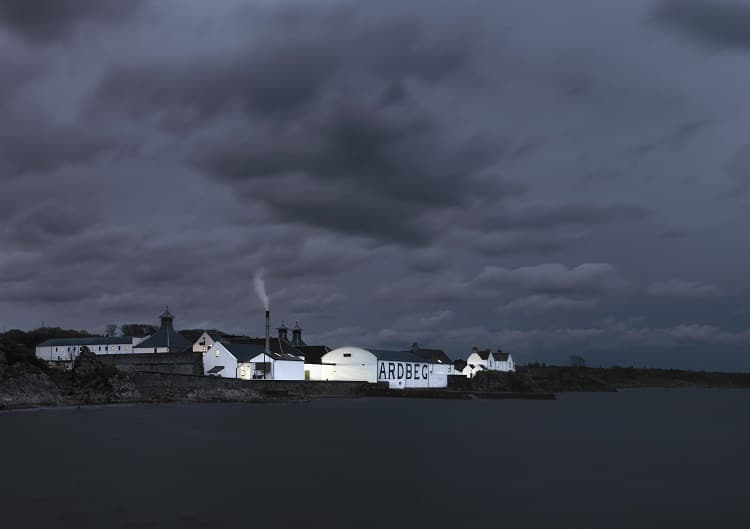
[319,347,378,383]
[193,332,218,353]
[466,352,487,369]
[203,343,238,378]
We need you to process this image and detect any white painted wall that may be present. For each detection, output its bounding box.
[304,363,324,381]
[493,355,515,372]
[272,360,304,380]
[133,346,174,354]
[466,352,487,369]
[376,360,442,388]
[35,341,137,363]
[203,343,238,378]
[319,347,378,383]
[193,332,218,353]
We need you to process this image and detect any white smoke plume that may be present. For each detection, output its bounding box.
[253,269,270,310]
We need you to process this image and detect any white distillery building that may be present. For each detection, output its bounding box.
[463,347,515,377]
[316,347,448,389]
[203,341,304,380]
[35,336,146,366]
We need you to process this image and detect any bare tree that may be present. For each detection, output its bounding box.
[105,324,118,337]
[570,355,586,368]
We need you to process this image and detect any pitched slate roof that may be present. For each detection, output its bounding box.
[492,351,510,361]
[220,336,304,358]
[222,342,266,362]
[411,346,452,364]
[249,350,303,362]
[206,365,224,374]
[476,349,492,360]
[295,345,331,365]
[38,336,133,347]
[453,359,467,371]
[134,328,192,351]
[367,349,426,363]
[221,341,303,362]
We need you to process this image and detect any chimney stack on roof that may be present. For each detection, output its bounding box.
[278,321,288,341]
[265,310,270,355]
[291,322,305,346]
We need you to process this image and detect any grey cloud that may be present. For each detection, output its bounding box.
[0,108,113,178]
[624,118,710,157]
[720,144,750,199]
[502,294,600,312]
[478,202,648,231]
[86,5,506,244]
[654,1,750,48]
[0,203,95,247]
[464,229,580,257]
[2,0,750,369]
[647,279,724,298]
[0,0,145,43]
[473,263,625,295]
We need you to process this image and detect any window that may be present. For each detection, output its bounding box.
[343,353,352,358]
[118,346,121,351]
[55,347,58,352]
[215,349,220,357]
[105,346,108,351]
[98,346,101,351]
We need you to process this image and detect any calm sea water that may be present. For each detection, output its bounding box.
[1,390,748,529]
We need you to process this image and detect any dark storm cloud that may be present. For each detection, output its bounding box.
[90,6,475,120]
[2,0,750,369]
[0,112,111,177]
[474,263,625,295]
[87,4,503,244]
[720,144,750,198]
[624,118,710,157]
[477,202,648,231]
[654,0,750,48]
[0,0,145,43]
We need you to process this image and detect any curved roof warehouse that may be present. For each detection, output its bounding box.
[316,346,448,389]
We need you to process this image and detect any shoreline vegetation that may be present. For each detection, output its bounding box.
[3,333,750,411]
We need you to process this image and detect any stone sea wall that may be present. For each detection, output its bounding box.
[132,372,373,402]
[97,352,203,376]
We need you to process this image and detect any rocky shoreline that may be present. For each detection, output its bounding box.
[528,366,750,392]
[3,341,749,410]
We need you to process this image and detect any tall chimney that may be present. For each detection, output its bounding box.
[265,310,270,355]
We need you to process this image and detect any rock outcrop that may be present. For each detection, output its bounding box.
[0,340,66,408]
[72,348,141,404]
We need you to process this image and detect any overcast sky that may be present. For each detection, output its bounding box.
[2,0,750,368]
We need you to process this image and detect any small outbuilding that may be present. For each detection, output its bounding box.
[203,341,304,380]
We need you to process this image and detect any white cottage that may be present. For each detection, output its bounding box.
[203,341,304,380]
[463,347,515,377]
[317,346,448,389]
